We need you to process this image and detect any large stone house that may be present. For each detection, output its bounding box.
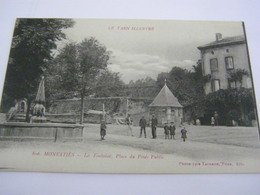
[197,33,252,94]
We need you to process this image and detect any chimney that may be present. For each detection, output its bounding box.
[216,33,222,41]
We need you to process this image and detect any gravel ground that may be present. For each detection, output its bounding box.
[0,124,259,174]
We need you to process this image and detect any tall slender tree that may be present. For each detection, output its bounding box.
[78,38,110,123]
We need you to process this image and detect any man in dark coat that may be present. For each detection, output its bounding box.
[139,116,147,138]
[169,122,176,139]
[151,114,158,139]
[181,126,187,142]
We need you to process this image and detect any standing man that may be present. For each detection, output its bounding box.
[126,114,133,136]
[181,126,187,142]
[169,122,176,139]
[139,115,147,138]
[151,114,158,139]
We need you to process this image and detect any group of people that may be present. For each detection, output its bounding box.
[139,114,188,142]
[138,114,158,139]
[99,114,187,142]
[163,122,176,140]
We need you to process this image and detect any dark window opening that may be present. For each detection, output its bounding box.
[210,58,218,73]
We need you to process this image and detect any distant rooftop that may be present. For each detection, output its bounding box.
[198,33,245,50]
[149,83,182,108]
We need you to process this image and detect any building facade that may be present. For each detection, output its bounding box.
[198,33,252,94]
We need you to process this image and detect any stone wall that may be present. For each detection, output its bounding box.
[48,98,152,125]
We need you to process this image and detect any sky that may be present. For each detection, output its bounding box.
[60,19,244,83]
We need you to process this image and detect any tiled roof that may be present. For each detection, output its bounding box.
[149,84,182,108]
[198,35,245,50]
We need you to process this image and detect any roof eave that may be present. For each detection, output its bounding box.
[149,105,183,108]
[197,40,245,50]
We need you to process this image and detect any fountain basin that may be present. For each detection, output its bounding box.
[0,122,84,142]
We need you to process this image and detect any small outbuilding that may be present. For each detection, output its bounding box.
[149,83,183,125]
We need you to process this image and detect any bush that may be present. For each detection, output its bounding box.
[227,109,240,121]
[248,111,256,120]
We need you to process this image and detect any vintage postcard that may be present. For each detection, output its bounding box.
[0,18,259,174]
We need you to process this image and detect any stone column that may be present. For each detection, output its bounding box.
[166,107,171,123]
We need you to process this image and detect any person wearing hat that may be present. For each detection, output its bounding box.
[139,115,147,138]
[151,114,158,139]
[169,122,176,139]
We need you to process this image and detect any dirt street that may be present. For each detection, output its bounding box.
[0,124,259,174]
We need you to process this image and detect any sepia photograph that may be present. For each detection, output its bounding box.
[0,18,259,174]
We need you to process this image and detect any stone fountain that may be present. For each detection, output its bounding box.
[0,76,84,142]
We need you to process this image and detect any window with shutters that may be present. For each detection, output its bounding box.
[225,56,234,70]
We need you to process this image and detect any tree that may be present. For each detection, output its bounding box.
[228,69,249,87]
[46,37,110,124]
[126,77,158,98]
[158,67,194,105]
[157,62,205,107]
[204,88,255,125]
[45,42,80,102]
[73,37,111,123]
[156,61,207,121]
[1,18,74,121]
[94,70,125,97]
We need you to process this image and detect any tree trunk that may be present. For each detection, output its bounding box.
[26,99,31,123]
[80,86,85,124]
[239,103,245,125]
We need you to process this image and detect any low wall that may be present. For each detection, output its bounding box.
[0,122,84,142]
[46,113,80,124]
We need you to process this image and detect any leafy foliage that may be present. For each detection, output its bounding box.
[94,70,125,97]
[46,38,111,100]
[45,42,80,102]
[156,60,205,107]
[227,109,240,121]
[1,18,74,112]
[126,77,159,98]
[228,69,249,83]
[204,88,255,125]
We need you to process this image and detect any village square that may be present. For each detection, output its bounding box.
[0,18,259,173]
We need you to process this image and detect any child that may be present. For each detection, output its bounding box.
[164,123,169,139]
[211,117,215,127]
[100,120,107,140]
[181,126,187,142]
[169,122,176,139]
